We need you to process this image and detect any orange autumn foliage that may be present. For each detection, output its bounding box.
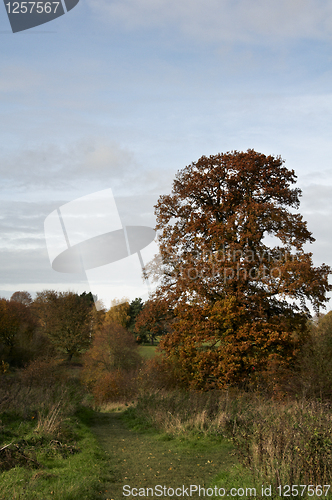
[149,150,331,389]
[134,299,172,345]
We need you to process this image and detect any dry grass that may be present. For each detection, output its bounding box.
[35,399,64,435]
[97,401,133,412]
[231,398,332,487]
[134,391,231,436]
[133,390,332,491]
[0,359,83,440]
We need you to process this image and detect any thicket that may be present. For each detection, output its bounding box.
[297,311,332,400]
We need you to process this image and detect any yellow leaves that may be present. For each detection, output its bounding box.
[0,360,9,374]
[104,298,130,328]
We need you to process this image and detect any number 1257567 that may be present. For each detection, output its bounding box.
[5,2,60,14]
[277,485,331,496]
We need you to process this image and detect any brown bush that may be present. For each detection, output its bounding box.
[91,369,138,405]
[82,322,142,404]
[88,352,183,405]
[137,354,183,393]
[83,322,141,383]
[20,358,66,388]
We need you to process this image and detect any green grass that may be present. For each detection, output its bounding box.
[138,345,157,359]
[122,391,332,499]
[91,406,237,500]
[209,464,259,499]
[0,406,115,500]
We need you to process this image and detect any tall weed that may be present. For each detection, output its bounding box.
[230,399,332,487]
[0,358,83,435]
[132,390,332,489]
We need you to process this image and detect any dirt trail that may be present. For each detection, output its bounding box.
[91,411,234,500]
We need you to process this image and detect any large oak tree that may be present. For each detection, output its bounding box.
[150,150,331,389]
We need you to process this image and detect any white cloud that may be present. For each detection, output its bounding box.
[0,139,137,191]
[301,184,332,215]
[87,0,332,44]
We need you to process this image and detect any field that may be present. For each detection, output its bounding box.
[138,344,158,359]
[0,357,240,500]
[1,335,332,500]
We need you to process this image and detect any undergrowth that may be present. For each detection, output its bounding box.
[0,360,114,500]
[127,390,332,498]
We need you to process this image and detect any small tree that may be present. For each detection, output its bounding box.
[0,298,21,351]
[127,297,144,333]
[33,290,94,360]
[104,297,131,328]
[134,299,172,345]
[0,298,37,365]
[151,150,331,389]
[83,322,142,376]
[82,322,142,402]
[10,291,32,306]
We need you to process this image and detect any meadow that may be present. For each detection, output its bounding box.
[1,338,331,500]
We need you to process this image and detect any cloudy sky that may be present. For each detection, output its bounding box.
[1,0,332,310]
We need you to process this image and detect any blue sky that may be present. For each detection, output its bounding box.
[1,0,332,309]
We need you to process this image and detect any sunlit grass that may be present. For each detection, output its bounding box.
[138,345,158,359]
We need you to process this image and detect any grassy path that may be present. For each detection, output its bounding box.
[91,410,236,500]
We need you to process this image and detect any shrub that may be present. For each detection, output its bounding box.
[296,312,332,400]
[137,354,182,393]
[82,322,142,404]
[91,369,138,405]
[229,399,332,487]
[20,358,66,388]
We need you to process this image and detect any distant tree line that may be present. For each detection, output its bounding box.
[0,290,166,368]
